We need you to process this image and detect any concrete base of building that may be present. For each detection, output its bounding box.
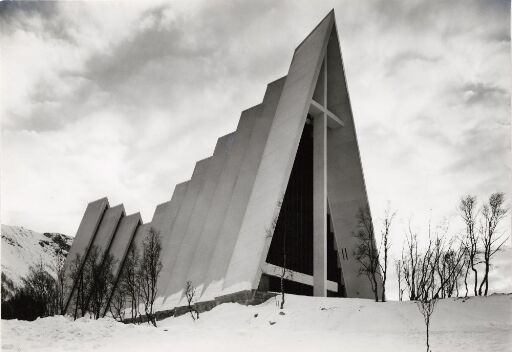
[124,290,277,323]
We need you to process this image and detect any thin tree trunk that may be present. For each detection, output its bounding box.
[372,274,379,302]
[464,266,469,298]
[73,290,79,321]
[479,260,490,296]
[426,317,430,352]
[472,264,478,296]
[280,274,285,310]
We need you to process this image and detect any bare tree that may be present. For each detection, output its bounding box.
[21,260,59,317]
[120,243,141,322]
[88,251,116,319]
[264,198,293,309]
[139,228,162,327]
[108,283,127,322]
[402,224,422,301]
[434,239,466,299]
[417,295,437,352]
[461,242,471,298]
[1,272,16,303]
[78,247,100,318]
[353,206,380,301]
[478,193,508,296]
[184,280,199,321]
[416,237,437,301]
[53,248,67,315]
[413,235,439,352]
[402,226,438,301]
[395,258,405,301]
[68,253,87,320]
[378,208,395,302]
[459,195,480,296]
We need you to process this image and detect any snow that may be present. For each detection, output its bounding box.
[1,224,72,287]
[2,294,511,352]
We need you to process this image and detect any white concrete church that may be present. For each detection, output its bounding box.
[63,10,381,317]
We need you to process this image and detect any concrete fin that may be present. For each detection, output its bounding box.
[156,181,190,249]
[102,212,141,316]
[324,24,379,298]
[63,197,109,313]
[222,11,335,295]
[107,212,141,280]
[312,61,325,105]
[89,204,125,264]
[161,132,235,307]
[201,76,287,300]
[185,104,261,298]
[151,201,173,235]
[150,181,190,309]
[131,222,151,256]
[157,157,211,304]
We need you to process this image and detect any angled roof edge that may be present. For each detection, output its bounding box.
[295,9,335,52]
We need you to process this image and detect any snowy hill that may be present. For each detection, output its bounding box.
[1,294,511,351]
[1,224,72,291]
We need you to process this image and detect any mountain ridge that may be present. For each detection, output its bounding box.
[1,224,72,293]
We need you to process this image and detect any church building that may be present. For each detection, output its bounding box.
[63,10,381,316]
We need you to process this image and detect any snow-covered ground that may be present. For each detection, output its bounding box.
[2,294,510,352]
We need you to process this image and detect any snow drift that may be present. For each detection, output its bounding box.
[2,293,510,352]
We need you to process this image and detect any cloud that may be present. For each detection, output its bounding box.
[459,82,509,106]
[385,51,440,76]
[1,0,510,293]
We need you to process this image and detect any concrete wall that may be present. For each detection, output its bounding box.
[151,201,172,236]
[155,181,190,251]
[186,105,260,296]
[106,212,141,282]
[88,204,125,264]
[158,157,211,307]
[64,197,109,312]
[150,182,189,308]
[201,76,287,300]
[102,212,141,316]
[162,133,234,306]
[325,26,381,299]
[222,12,334,295]
[131,222,151,256]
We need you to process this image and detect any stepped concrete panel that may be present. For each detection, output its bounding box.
[131,222,151,256]
[64,197,109,311]
[165,133,235,305]
[156,181,190,249]
[89,204,125,263]
[202,77,287,300]
[150,182,190,310]
[187,105,260,295]
[107,212,141,280]
[158,158,211,305]
[127,222,152,315]
[102,212,141,316]
[222,12,334,294]
[151,202,172,235]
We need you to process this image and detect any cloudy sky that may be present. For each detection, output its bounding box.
[1,0,510,292]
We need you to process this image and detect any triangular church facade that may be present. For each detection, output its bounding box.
[63,10,381,316]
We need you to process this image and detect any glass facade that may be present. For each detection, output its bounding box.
[264,120,345,297]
